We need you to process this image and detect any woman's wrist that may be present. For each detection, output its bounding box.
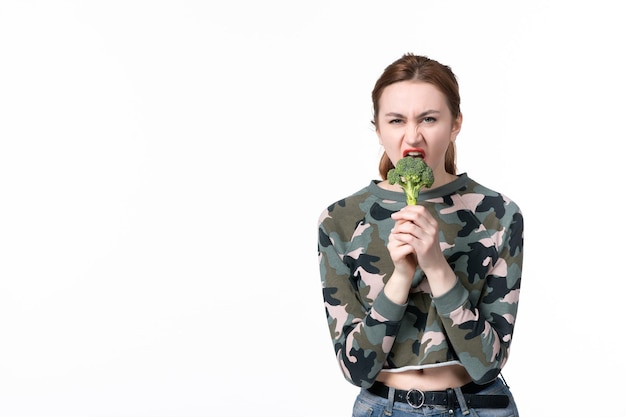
[383,271,413,304]
[424,265,457,297]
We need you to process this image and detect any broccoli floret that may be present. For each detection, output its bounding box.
[387,156,434,205]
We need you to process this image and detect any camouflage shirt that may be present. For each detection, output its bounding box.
[317,174,524,388]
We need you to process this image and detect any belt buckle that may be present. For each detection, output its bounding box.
[406,388,425,409]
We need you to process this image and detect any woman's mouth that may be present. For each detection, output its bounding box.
[403,148,425,158]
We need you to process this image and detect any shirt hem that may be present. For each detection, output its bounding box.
[380,360,463,373]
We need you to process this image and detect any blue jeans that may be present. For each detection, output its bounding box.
[352,378,519,417]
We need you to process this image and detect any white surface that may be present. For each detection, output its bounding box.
[1,1,623,415]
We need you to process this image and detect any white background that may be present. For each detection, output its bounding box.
[1,1,624,416]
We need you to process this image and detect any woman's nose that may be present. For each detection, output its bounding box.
[405,123,421,143]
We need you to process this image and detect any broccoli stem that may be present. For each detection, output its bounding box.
[404,184,418,205]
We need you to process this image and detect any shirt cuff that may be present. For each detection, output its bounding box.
[431,277,469,316]
[372,289,407,322]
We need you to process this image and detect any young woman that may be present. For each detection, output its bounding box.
[317,54,523,416]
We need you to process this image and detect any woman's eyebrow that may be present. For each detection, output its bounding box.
[417,110,441,117]
[383,112,405,118]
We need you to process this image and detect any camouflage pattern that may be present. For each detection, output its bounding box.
[317,174,523,388]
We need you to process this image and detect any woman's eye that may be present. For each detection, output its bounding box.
[389,119,403,124]
[423,116,436,123]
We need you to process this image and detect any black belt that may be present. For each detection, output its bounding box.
[367,380,509,409]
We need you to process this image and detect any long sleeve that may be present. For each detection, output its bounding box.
[318,213,406,388]
[432,208,523,383]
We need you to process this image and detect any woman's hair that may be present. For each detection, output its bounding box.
[372,53,461,179]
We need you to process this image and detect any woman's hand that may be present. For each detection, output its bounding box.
[390,205,443,270]
[388,205,456,297]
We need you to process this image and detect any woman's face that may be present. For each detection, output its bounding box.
[376,80,462,186]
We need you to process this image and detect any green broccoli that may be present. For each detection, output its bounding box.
[387,156,434,205]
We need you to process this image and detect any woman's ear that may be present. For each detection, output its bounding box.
[451,113,463,141]
[374,122,383,145]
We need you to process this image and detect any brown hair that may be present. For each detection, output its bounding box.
[372,53,461,179]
